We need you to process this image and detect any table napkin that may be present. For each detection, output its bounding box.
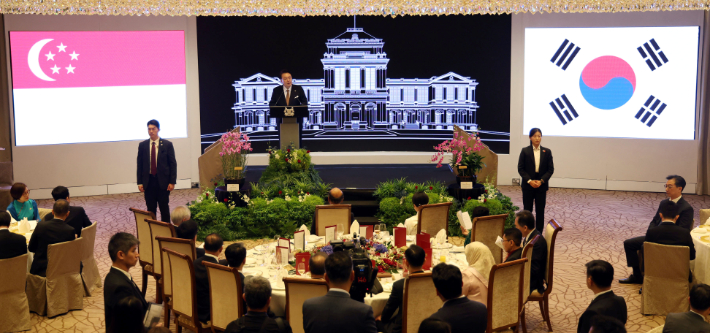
[495,236,505,250]
[435,229,447,245]
[299,224,311,237]
[350,221,360,235]
[397,223,405,228]
[18,218,31,234]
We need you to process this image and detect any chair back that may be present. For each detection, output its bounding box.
[417,202,453,236]
[47,238,84,279]
[204,262,244,332]
[146,219,176,276]
[284,278,329,333]
[700,209,710,228]
[38,208,52,221]
[130,208,156,267]
[0,254,31,332]
[314,204,351,236]
[80,222,102,295]
[164,248,199,324]
[542,219,563,291]
[642,242,690,315]
[156,236,196,298]
[472,214,507,264]
[487,258,527,332]
[521,235,539,301]
[402,272,444,333]
[80,222,98,262]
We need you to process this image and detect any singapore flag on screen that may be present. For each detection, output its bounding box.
[523,27,699,140]
[10,31,187,146]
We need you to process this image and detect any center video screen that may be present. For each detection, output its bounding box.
[197,15,512,153]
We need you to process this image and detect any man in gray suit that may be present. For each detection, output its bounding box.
[302,251,377,333]
[663,284,710,333]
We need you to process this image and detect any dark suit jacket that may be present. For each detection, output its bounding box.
[28,219,76,276]
[195,255,222,323]
[645,222,696,260]
[0,229,28,260]
[136,138,177,190]
[225,312,293,333]
[196,247,205,259]
[429,297,487,333]
[647,197,694,232]
[523,230,548,293]
[269,85,309,107]
[663,311,710,333]
[577,291,627,333]
[44,205,92,237]
[380,270,424,333]
[504,248,523,263]
[517,145,554,191]
[303,290,377,333]
[104,267,149,333]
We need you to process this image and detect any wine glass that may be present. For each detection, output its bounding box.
[297,262,306,275]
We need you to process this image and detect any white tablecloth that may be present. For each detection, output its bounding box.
[8,220,37,272]
[690,227,710,283]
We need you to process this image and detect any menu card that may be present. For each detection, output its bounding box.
[294,252,311,274]
[416,232,431,249]
[278,238,290,250]
[325,225,337,244]
[394,227,406,247]
[294,230,306,251]
[423,248,433,270]
[456,211,473,230]
[359,226,367,239]
[276,246,289,265]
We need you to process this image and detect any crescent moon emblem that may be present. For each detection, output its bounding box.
[28,39,55,82]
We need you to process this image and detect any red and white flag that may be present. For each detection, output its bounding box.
[10,31,187,146]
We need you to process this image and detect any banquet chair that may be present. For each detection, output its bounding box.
[701,209,710,226]
[38,208,52,221]
[0,253,31,331]
[146,218,176,304]
[402,272,444,333]
[417,202,453,236]
[642,242,690,315]
[26,238,84,317]
[80,221,102,296]
[518,235,539,333]
[163,248,212,333]
[472,214,508,264]
[284,277,329,333]
[314,204,352,236]
[486,258,527,332]
[204,262,245,333]
[130,207,157,297]
[526,219,563,332]
[157,236,197,329]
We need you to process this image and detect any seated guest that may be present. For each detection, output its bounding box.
[502,228,523,262]
[311,187,354,234]
[195,233,224,324]
[225,242,247,283]
[225,276,293,333]
[418,318,451,333]
[6,182,39,221]
[303,251,377,333]
[170,205,191,227]
[663,283,710,333]
[405,191,429,235]
[176,219,204,257]
[621,175,693,284]
[309,252,328,279]
[578,260,627,333]
[378,244,426,333]
[428,263,487,333]
[459,206,491,246]
[104,232,148,333]
[109,296,148,333]
[462,242,493,306]
[28,199,76,277]
[515,210,547,294]
[589,315,626,333]
[0,211,28,259]
[43,186,92,237]
[645,200,695,281]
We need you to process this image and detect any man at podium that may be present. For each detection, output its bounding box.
[269,70,309,148]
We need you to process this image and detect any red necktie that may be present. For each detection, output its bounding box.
[151,142,157,176]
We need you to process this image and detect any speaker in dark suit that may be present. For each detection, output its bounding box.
[137,120,177,223]
[0,211,28,260]
[28,205,76,277]
[269,71,309,148]
[105,232,148,333]
[302,290,377,333]
[517,128,554,232]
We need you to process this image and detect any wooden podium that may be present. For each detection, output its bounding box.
[269,105,308,149]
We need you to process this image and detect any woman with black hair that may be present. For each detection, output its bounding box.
[517,128,554,232]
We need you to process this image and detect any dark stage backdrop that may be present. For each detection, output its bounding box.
[197,15,511,154]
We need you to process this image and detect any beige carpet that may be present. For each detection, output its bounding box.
[23,186,710,333]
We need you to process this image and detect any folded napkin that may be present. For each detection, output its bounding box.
[299,224,311,237]
[18,218,31,234]
[435,229,447,245]
[350,221,360,235]
[495,235,505,250]
[383,283,394,293]
[397,223,405,228]
[307,234,322,242]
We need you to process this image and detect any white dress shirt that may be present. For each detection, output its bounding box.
[671,195,682,203]
[592,289,613,301]
[150,137,160,158]
[283,86,292,102]
[204,253,219,262]
[533,145,541,173]
[329,288,350,295]
[405,214,419,235]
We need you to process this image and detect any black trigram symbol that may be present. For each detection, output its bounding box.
[551,39,581,70]
[549,94,578,125]
[638,39,668,71]
[635,95,666,127]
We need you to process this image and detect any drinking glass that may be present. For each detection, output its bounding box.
[297,263,306,275]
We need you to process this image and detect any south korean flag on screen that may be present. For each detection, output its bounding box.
[523,27,699,140]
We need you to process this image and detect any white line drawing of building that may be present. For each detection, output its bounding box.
[232,24,479,134]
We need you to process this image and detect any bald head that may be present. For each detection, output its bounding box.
[309,252,328,278]
[328,188,344,204]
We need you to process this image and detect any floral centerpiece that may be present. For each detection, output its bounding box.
[219,131,252,189]
[431,131,485,182]
[266,144,312,173]
[297,239,406,274]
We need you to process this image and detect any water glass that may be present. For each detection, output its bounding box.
[297,263,306,275]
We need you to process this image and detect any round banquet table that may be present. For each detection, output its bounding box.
[689,226,710,283]
[8,220,36,272]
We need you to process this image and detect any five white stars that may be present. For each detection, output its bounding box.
[69,51,79,61]
[57,43,67,52]
[42,42,79,77]
[50,65,60,74]
[65,64,75,74]
[45,51,55,61]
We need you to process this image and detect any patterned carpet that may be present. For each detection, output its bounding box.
[24,186,710,333]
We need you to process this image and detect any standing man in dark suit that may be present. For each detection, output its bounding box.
[137,119,177,223]
[578,260,627,333]
[518,128,554,232]
[502,228,523,263]
[269,70,309,148]
[43,186,92,237]
[0,211,28,259]
[302,251,377,333]
[621,175,693,284]
[428,263,487,333]
[28,200,76,277]
[664,283,710,333]
[376,244,426,333]
[515,210,547,294]
[195,234,224,324]
[104,232,149,333]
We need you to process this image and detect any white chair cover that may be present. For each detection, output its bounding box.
[0,254,31,331]
[80,222,102,296]
[26,238,84,317]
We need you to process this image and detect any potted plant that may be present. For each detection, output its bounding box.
[431,131,485,184]
[219,131,252,192]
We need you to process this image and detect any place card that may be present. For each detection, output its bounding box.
[277,246,289,265]
[278,238,290,250]
[325,225,336,244]
[227,184,240,191]
[394,227,406,247]
[460,182,473,190]
[416,232,431,249]
[294,230,306,251]
[365,225,373,239]
[456,211,473,230]
[423,248,433,270]
[359,226,367,239]
[294,252,311,274]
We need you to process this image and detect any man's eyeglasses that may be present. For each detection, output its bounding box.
[664,184,676,189]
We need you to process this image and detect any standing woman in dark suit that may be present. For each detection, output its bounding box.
[517,128,554,232]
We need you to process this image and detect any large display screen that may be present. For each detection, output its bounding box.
[524,27,699,140]
[9,31,187,146]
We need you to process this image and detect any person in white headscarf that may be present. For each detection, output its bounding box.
[462,242,494,306]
